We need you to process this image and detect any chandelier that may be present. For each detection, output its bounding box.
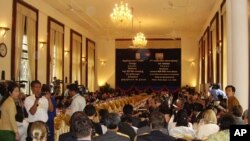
[110,1,132,23]
[133,32,148,47]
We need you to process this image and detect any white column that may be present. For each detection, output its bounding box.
[227,0,249,110]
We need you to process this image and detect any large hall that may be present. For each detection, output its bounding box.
[0,0,249,141]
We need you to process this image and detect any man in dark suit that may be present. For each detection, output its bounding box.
[59,111,86,141]
[119,115,136,141]
[93,113,130,141]
[84,104,103,136]
[135,112,175,141]
[190,102,203,124]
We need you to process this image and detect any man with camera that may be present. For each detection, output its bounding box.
[24,80,53,141]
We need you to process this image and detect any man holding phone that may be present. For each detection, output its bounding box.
[24,80,53,141]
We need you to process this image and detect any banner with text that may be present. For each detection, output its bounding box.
[116,48,181,92]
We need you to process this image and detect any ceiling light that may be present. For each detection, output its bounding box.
[110,0,132,23]
[133,32,147,47]
[133,21,147,47]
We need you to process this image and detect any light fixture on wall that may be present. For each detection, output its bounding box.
[64,50,70,55]
[39,41,47,48]
[82,57,86,65]
[133,21,147,47]
[0,26,10,38]
[100,60,106,65]
[110,0,133,23]
[216,40,222,54]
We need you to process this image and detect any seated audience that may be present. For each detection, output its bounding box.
[242,109,248,124]
[190,103,203,124]
[231,105,245,125]
[196,109,219,140]
[169,110,195,139]
[84,104,103,136]
[135,111,175,141]
[71,112,93,141]
[59,111,86,141]
[122,104,140,127]
[119,115,137,141]
[98,109,109,134]
[93,112,130,141]
[30,121,48,141]
[207,113,235,141]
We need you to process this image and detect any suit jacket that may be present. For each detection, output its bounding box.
[118,122,136,141]
[93,130,130,141]
[135,130,175,141]
[59,132,76,141]
[0,96,18,133]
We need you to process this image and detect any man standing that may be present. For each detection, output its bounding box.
[225,85,240,112]
[66,83,86,116]
[24,80,53,141]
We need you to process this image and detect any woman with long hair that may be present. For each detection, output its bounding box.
[0,82,20,141]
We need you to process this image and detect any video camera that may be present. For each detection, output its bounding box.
[16,80,28,88]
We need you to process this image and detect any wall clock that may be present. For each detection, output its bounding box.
[0,43,7,57]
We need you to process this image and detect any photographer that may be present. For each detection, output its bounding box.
[209,84,227,101]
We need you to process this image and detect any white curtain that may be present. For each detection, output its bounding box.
[55,31,63,80]
[72,34,82,84]
[16,3,37,80]
[49,21,64,83]
[87,41,95,92]
[15,12,25,80]
[26,18,36,80]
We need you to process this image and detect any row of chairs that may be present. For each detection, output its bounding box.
[54,94,150,141]
[95,94,150,113]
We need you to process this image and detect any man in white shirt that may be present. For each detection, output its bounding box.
[24,80,53,141]
[66,83,86,116]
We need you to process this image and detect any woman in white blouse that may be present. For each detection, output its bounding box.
[196,109,219,140]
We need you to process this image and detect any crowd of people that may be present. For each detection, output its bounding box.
[0,80,249,141]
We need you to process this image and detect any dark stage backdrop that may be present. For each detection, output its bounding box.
[116,48,181,93]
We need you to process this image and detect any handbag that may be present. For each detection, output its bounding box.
[15,103,24,122]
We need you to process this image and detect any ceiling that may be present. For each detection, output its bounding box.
[43,0,217,38]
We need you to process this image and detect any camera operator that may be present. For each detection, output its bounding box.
[209,84,227,101]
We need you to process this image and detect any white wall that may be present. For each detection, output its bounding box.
[0,0,13,80]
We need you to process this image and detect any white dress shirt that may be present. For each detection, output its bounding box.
[67,94,86,116]
[24,95,49,122]
[169,125,195,139]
